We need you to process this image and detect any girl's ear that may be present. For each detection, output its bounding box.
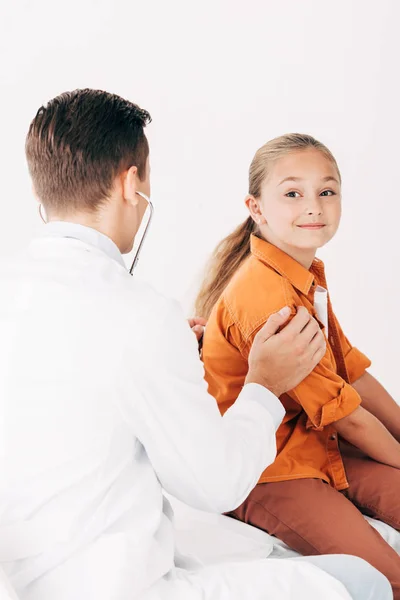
[245,195,267,225]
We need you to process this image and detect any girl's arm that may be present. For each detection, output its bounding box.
[335,405,400,469]
[352,371,400,443]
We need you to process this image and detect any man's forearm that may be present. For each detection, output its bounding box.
[352,372,400,442]
[335,406,400,469]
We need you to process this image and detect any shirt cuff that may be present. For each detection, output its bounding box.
[239,383,285,430]
[345,347,371,383]
[306,383,362,430]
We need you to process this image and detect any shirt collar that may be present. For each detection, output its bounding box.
[250,234,325,295]
[42,221,126,269]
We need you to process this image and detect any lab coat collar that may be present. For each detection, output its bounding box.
[42,221,126,269]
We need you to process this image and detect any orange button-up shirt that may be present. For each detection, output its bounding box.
[202,235,371,491]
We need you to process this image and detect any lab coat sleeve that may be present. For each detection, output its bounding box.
[122,298,285,514]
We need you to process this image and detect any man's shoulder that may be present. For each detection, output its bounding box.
[222,256,296,342]
[1,240,178,336]
[113,273,179,332]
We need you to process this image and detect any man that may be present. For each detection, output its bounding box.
[0,89,390,600]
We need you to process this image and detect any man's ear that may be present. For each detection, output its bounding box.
[245,195,266,225]
[122,166,140,207]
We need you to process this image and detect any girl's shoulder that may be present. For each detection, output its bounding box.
[222,255,300,342]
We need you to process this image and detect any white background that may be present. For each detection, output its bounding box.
[1,0,399,396]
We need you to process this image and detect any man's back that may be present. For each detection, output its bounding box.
[0,234,174,599]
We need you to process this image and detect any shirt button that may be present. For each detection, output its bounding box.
[330,434,337,441]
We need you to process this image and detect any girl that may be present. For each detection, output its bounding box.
[197,134,400,598]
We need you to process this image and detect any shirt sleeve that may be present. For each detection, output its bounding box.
[290,352,362,430]
[119,298,285,514]
[330,311,371,384]
[202,299,252,415]
[242,310,362,432]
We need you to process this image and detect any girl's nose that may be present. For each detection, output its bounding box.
[305,196,323,215]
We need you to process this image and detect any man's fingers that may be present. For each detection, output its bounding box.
[255,307,292,342]
[192,324,205,341]
[188,316,207,328]
[281,306,311,336]
[312,342,327,365]
[298,317,320,345]
[308,328,326,355]
[194,317,207,327]
[307,330,326,367]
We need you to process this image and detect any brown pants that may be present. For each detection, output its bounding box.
[228,442,400,599]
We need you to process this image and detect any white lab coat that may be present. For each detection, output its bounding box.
[0,226,351,600]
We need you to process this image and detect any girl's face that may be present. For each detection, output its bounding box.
[246,149,342,266]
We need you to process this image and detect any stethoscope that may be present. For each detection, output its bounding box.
[38,190,154,275]
[129,191,154,275]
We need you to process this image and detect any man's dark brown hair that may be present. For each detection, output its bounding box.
[26,89,151,214]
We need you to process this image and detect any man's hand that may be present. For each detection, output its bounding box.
[246,306,326,397]
[188,317,207,342]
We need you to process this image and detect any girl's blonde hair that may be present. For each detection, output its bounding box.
[195,133,341,320]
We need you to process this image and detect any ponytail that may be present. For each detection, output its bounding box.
[195,216,256,320]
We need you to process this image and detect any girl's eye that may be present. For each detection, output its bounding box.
[285,191,301,198]
[320,189,335,197]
